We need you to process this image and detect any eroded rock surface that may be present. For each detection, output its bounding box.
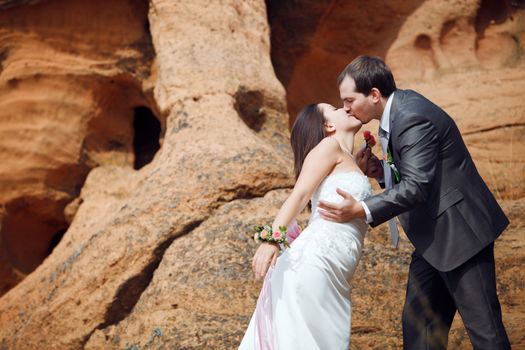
[0,0,291,348]
[0,0,159,295]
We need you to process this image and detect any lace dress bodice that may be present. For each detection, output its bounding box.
[283,171,373,272]
[309,171,373,225]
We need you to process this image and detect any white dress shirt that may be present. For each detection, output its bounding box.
[361,92,394,224]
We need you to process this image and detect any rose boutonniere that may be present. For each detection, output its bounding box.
[385,148,401,183]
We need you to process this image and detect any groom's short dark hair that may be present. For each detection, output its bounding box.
[337,55,396,97]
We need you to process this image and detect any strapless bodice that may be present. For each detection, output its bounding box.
[309,171,373,225]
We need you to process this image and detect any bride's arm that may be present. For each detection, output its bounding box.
[272,138,340,229]
[252,138,340,278]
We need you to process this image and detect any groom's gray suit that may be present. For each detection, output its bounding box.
[364,89,510,349]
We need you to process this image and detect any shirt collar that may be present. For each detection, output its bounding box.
[379,92,395,134]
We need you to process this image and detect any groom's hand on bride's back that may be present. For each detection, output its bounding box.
[355,147,383,179]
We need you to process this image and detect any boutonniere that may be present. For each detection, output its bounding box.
[384,148,401,183]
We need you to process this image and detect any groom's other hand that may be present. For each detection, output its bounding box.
[355,147,383,178]
[318,188,365,223]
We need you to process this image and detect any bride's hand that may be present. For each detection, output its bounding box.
[252,242,279,279]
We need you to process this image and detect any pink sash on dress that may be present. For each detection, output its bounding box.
[254,220,302,349]
[254,266,276,350]
[286,219,302,243]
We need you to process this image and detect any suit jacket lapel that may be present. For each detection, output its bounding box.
[389,89,404,161]
[389,89,403,135]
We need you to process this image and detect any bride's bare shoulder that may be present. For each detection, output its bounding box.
[303,137,341,164]
[313,137,341,153]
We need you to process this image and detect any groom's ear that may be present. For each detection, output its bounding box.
[370,88,382,103]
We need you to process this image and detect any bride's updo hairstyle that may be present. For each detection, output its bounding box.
[290,104,326,179]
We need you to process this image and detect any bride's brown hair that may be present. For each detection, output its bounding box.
[290,104,326,179]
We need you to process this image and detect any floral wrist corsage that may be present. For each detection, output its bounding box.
[253,225,290,250]
[253,220,303,251]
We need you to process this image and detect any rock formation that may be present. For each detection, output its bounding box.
[0,0,523,349]
[0,0,160,296]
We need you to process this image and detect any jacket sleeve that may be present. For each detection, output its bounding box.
[364,114,439,226]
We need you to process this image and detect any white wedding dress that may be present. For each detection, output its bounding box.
[239,171,372,350]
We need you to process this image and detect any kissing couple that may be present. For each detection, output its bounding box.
[239,55,511,350]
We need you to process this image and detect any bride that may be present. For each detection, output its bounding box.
[239,103,372,349]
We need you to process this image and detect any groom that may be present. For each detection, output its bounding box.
[318,55,511,349]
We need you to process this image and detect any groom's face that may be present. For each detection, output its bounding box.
[339,76,375,124]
